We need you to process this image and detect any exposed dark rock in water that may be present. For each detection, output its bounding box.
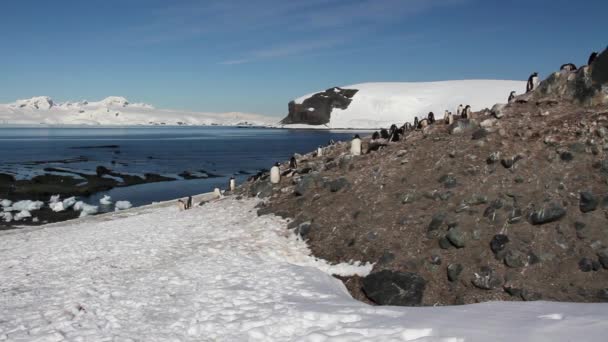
[280,87,359,125]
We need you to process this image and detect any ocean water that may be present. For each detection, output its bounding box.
[0,126,362,207]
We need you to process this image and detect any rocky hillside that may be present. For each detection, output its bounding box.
[280,87,358,126]
[239,48,608,306]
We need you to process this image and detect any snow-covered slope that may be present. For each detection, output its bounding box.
[0,96,277,126]
[285,80,526,129]
[1,197,607,341]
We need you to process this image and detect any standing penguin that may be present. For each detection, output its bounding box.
[351,134,362,156]
[316,146,323,157]
[560,63,577,72]
[372,131,380,140]
[526,72,539,93]
[588,52,598,66]
[380,128,390,139]
[270,162,281,184]
[456,105,463,117]
[289,156,298,169]
[413,117,419,130]
[186,196,192,209]
[427,112,435,124]
[445,112,454,125]
[462,105,472,119]
[508,91,516,103]
[229,176,236,191]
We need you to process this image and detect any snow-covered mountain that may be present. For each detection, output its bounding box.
[0,96,277,127]
[281,80,527,129]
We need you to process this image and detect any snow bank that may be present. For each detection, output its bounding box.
[114,200,132,211]
[0,96,276,127]
[0,198,606,341]
[289,80,526,129]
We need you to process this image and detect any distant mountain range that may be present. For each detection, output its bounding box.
[0,96,276,127]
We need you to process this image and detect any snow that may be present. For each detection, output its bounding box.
[0,96,277,127]
[1,197,607,341]
[114,200,132,211]
[99,195,113,205]
[287,80,527,129]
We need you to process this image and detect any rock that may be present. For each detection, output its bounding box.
[507,207,523,223]
[362,270,426,306]
[575,221,591,240]
[487,152,500,164]
[378,250,395,265]
[429,254,442,266]
[466,194,488,205]
[501,155,522,169]
[449,119,478,135]
[438,174,458,188]
[472,128,488,140]
[592,260,602,271]
[521,290,542,301]
[294,221,313,239]
[447,263,464,282]
[504,286,523,298]
[294,175,316,196]
[598,249,608,269]
[504,249,527,268]
[579,258,594,272]
[438,236,453,249]
[491,103,507,119]
[472,267,503,290]
[480,118,497,128]
[490,234,510,254]
[428,213,446,232]
[529,203,567,225]
[281,87,359,125]
[328,177,349,192]
[560,151,574,161]
[401,192,418,204]
[597,289,608,302]
[446,228,466,248]
[251,181,273,198]
[338,155,353,170]
[580,191,598,213]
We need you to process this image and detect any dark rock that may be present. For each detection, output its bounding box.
[250,181,273,198]
[578,258,594,272]
[592,260,602,271]
[378,251,396,265]
[598,249,608,269]
[580,191,598,213]
[438,236,453,249]
[529,203,566,225]
[521,290,542,301]
[501,156,522,169]
[447,263,464,282]
[281,87,359,125]
[507,207,523,223]
[472,267,503,290]
[95,166,111,176]
[504,286,523,298]
[362,270,426,306]
[490,234,510,254]
[256,207,273,216]
[466,194,488,205]
[505,249,527,268]
[528,251,541,265]
[597,289,608,302]
[294,175,316,196]
[446,228,466,248]
[429,254,442,265]
[575,221,591,240]
[472,128,488,140]
[328,177,349,192]
[560,151,574,161]
[427,213,446,232]
[401,192,418,204]
[295,222,316,240]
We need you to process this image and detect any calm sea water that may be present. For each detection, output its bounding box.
[0,126,361,207]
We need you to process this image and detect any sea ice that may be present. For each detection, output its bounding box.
[114,200,132,211]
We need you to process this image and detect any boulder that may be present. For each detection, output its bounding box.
[529,203,566,225]
[280,87,359,125]
[362,270,426,306]
[472,267,503,290]
[491,103,507,119]
[449,119,478,135]
[250,181,273,198]
[447,263,464,282]
[446,228,466,248]
[580,191,598,213]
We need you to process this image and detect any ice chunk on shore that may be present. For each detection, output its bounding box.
[14,210,32,221]
[0,199,12,208]
[49,195,61,203]
[115,201,132,211]
[1,212,12,222]
[100,195,113,205]
[9,200,44,212]
[49,202,65,212]
[79,204,99,217]
[62,197,77,209]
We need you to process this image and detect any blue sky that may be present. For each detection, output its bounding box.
[0,0,606,116]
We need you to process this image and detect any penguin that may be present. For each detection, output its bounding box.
[526,72,539,93]
[350,134,362,156]
[443,110,450,123]
[560,63,577,72]
[418,118,429,129]
[456,105,463,116]
[316,146,323,157]
[372,131,380,140]
[289,156,298,169]
[186,196,192,209]
[270,162,281,184]
[508,91,516,103]
[427,112,435,124]
[462,105,472,119]
[380,128,390,139]
[413,117,419,130]
[588,52,598,66]
[213,187,222,198]
[445,113,454,125]
[389,128,400,142]
[404,122,412,131]
[177,199,186,211]
[229,176,236,191]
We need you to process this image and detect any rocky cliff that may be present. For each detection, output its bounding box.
[280,87,358,125]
